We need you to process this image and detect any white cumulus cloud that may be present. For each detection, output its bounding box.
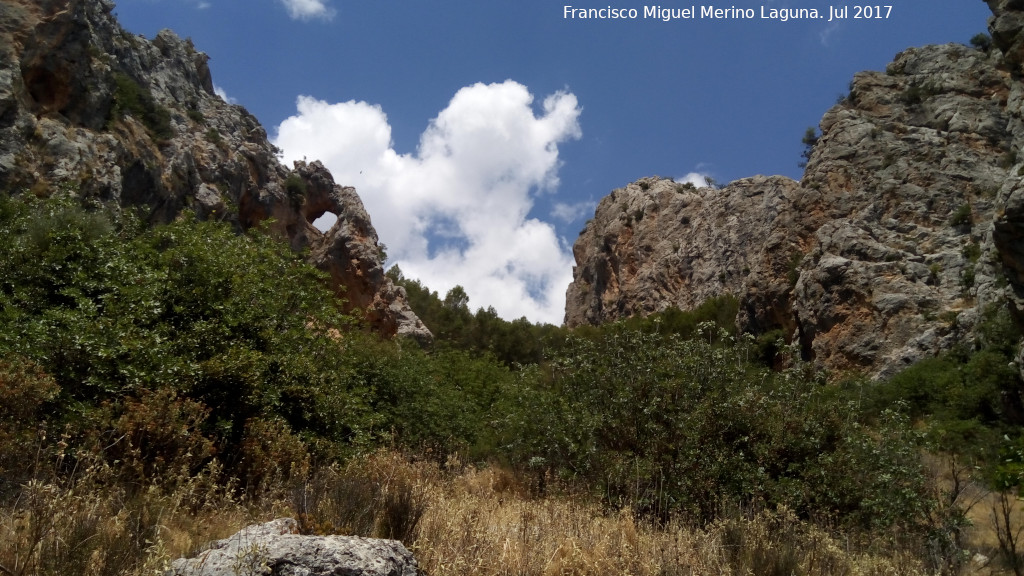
[279,0,335,21]
[273,81,583,324]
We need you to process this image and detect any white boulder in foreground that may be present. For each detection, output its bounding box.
[166,518,420,576]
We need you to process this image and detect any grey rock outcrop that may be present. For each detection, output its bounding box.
[564,175,807,332]
[167,518,421,576]
[567,14,1024,378]
[0,0,430,341]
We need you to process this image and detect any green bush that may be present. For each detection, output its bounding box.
[869,303,1022,465]
[0,195,374,476]
[798,127,819,168]
[619,295,739,340]
[501,328,931,529]
[285,173,307,197]
[109,72,173,141]
[387,265,564,367]
[970,32,993,51]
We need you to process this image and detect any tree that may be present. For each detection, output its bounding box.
[970,32,993,52]
[798,127,819,168]
[443,285,469,312]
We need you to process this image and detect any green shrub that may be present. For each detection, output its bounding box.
[946,202,970,227]
[502,329,931,528]
[0,195,373,477]
[798,127,819,168]
[970,32,993,51]
[961,265,976,290]
[285,173,307,197]
[109,72,173,141]
[962,242,982,263]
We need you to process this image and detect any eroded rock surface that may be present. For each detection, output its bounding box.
[567,16,1024,378]
[0,0,430,341]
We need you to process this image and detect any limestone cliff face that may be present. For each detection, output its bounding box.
[0,0,430,341]
[567,8,1024,378]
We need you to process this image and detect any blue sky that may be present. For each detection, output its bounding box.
[114,0,993,324]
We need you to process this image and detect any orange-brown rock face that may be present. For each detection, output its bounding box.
[0,0,430,341]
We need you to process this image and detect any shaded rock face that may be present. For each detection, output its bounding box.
[567,19,1024,377]
[167,518,421,576]
[0,0,430,341]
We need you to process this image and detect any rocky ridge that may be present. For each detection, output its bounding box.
[0,0,430,341]
[566,5,1024,378]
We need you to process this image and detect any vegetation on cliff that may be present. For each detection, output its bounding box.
[3,194,1022,574]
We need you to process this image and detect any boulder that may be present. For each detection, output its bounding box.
[167,518,421,576]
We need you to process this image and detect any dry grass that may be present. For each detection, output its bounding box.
[961,490,1024,575]
[411,461,928,576]
[0,453,285,576]
[4,448,1016,576]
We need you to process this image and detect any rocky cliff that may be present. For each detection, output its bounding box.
[0,0,430,341]
[566,3,1024,378]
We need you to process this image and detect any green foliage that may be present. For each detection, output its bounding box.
[617,295,740,341]
[357,341,514,460]
[798,127,818,168]
[970,32,993,52]
[2,189,1007,559]
[109,72,173,141]
[284,173,307,197]
[961,265,976,290]
[0,194,375,478]
[994,433,1024,492]
[0,356,59,491]
[387,265,562,367]
[502,329,931,529]
[869,303,1023,469]
[962,241,982,263]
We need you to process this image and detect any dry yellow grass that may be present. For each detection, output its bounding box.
[408,458,929,576]
[5,449,1021,575]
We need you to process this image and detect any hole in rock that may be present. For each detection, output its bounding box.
[312,211,338,232]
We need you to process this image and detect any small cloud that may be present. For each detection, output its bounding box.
[551,200,595,224]
[197,1,211,9]
[674,171,712,188]
[214,85,237,104]
[279,0,336,21]
[819,22,841,46]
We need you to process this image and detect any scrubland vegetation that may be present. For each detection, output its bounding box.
[0,194,1022,574]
